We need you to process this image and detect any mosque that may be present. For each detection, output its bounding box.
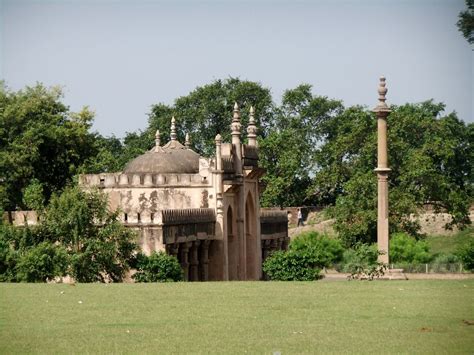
[78,103,289,281]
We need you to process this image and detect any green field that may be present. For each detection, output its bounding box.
[1,281,473,354]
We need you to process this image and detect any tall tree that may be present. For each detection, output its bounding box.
[457,0,474,44]
[315,102,473,246]
[260,84,343,207]
[0,83,97,210]
[148,78,275,156]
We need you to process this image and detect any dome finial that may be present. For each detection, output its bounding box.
[185,132,191,149]
[233,102,240,123]
[170,116,177,141]
[154,129,161,151]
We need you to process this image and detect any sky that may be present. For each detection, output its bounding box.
[1,0,472,138]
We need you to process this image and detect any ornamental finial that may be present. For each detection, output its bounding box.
[247,106,257,146]
[232,102,240,123]
[231,102,241,137]
[154,129,161,151]
[373,76,391,113]
[215,133,222,144]
[170,116,177,141]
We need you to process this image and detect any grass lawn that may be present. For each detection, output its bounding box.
[1,281,473,354]
[426,227,473,255]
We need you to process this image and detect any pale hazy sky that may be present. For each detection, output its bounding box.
[1,0,473,137]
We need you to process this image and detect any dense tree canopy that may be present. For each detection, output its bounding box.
[0,84,98,210]
[1,78,472,247]
[320,102,473,246]
[457,0,474,44]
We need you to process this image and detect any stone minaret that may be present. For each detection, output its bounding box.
[231,102,243,175]
[373,77,391,264]
[247,106,257,146]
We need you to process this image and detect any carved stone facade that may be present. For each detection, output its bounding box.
[79,104,289,281]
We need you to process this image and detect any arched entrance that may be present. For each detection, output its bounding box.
[245,192,258,280]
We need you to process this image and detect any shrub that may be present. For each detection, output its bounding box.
[45,187,138,282]
[457,238,474,271]
[133,252,183,282]
[0,233,18,281]
[290,231,344,268]
[390,232,431,264]
[340,243,386,280]
[262,250,322,281]
[15,242,69,282]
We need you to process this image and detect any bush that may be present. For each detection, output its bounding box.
[290,232,344,268]
[457,238,474,271]
[133,252,183,282]
[263,250,322,281]
[15,242,68,282]
[340,243,386,280]
[0,234,18,281]
[390,233,431,264]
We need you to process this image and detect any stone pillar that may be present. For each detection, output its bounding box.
[199,240,211,281]
[373,77,391,264]
[262,240,272,261]
[166,243,179,258]
[189,240,200,282]
[214,134,228,281]
[231,103,246,280]
[179,242,191,281]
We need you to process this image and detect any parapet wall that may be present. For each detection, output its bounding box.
[79,172,211,188]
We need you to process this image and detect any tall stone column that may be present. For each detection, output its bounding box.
[179,242,191,281]
[199,240,211,281]
[373,77,391,264]
[231,103,246,280]
[189,241,200,282]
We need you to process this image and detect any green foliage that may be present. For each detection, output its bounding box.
[389,233,432,264]
[320,102,473,246]
[44,186,137,282]
[456,238,474,270]
[22,179,45,211]
[340,243,386,280]
[0,186,137,283]
[457,0,474,44]
[133,252,183,282]
[148,78,274,157]
[0,231,18,281]
[260,85,343,207]
[79,135,125,173]
[289,231,344,268]
[15,242,68,282]
[0,84,98,209]
[262,250,322,281]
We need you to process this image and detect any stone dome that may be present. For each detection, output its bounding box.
[123,140,200,174]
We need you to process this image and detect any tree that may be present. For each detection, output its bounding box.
[317,102,473,246]
[0,83,98,210]
[457,0,474,44]
[147,78,275,156]
[260,84,343,207]
[43,186,137,282]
